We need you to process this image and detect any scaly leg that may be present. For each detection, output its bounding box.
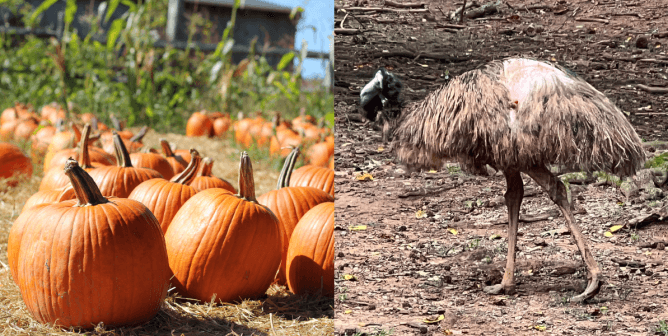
[526,165,602,302]
[484,170,523,295]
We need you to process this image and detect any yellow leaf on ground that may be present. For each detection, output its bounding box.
[344,310,352,314]
[604,231,613,237]
[423,315,444,324]
[448,228,458,235]
[416,210,427,218]
[377,146,384,152]
[534,325,546,331]
[356,173,374,181]
[350,225,367,231]
[428,170,437,173]
[343,274,357,281]
[609,225,624,233]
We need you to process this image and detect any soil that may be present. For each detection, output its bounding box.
[334,0,668,335]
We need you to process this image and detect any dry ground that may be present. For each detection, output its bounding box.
[0,130,334,335]
[334,0,668,335]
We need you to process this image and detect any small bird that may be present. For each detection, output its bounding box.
[359,68,403,138]
[361,58,646,302]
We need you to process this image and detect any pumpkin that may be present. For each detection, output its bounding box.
[40,124,101,191]
[0,119,18,140]
[13,117,39,140]
[0,142,33,186]
[269,128,302,158]
[289,165,334,197]
[189,157,236,193]
[88,132,162,198]
[128,149,201,234]
[186,111,213,137]
[131,147,175,180]
[1,105,19,125]
[257,148,334,285]
[213,115,231,137]
[43,122,80,170]
[160,139,188,174]
[174,147,192,163]
[103,125,148,154]
[306,137,334,167]
[40,103,66,125]
[164,152,281,303]
[45,124,115,172]
[329,156,334,170]
[286,202,334,297]
[8,159,170,328]
[291,108,316,130]
[30,120,59,157]
[22,186,75,213]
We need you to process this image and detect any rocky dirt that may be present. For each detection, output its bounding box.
[334,0,668,335]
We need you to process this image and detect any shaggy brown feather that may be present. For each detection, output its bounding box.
[391,58,646,176]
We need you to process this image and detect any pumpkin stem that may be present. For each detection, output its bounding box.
[64,158,108,206]
[160,139,176,157]
[237,151,257,202]
[197,157,214,177]
[78,123,94,169]
[71,122,82,144]
[172,149,201,184]
[110,114,123,131]
[130,125,148,143]
[113,132,133,167]
[277,147,300,189]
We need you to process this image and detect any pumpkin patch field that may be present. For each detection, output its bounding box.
[0,110,334,334]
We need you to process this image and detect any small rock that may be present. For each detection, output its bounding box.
[620,180,640,198]
[636,36,649,49]
[657,243,665,250]
[397,225,408,232]
[644,187,664,201]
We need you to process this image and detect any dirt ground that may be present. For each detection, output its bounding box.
[334,0,668,335]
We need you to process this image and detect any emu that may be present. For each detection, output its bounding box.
[360,58,646,302]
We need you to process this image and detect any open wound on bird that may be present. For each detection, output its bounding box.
[360,57,647,302]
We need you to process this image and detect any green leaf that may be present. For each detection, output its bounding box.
[64,0,77,26]
[120,0,136,13]
[324,112,334,127]
[105,0,121,23]
[289,6,304,20]
[277,51,295,71]
[106,18,124,51]
[28,0,59,27]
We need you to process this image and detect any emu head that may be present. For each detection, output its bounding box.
[359,68,403,123]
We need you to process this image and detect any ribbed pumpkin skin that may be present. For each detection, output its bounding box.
[22,187,75,212]
[165,189,282,303]
[286,202,335,297]
[189,176,236,193]
[131,153,175,180]
[128,178,198,233]
[0,142,32,182]
[89,166,162,198]
[11,198,170,328]
[46,147,115,171]
[289,165,335,197]
[257,187,333,285]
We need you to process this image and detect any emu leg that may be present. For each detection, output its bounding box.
[526,165,602,302]
[484,170,523,295]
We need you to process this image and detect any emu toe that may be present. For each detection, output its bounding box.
[483,283,516,295]
[570,276,603,303]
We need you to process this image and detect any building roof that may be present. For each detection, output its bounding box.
[183,0,293,13]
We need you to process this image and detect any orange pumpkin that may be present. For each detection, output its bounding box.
[22,186,75,213]
[131,147,175,180]
[13,117,39,141]
[306,138,334,167]
[8,159,170,328]
[160,139,188,174]
[164,152,281,303]
[188,157,236,193]
[45,124,115,172]
[286,202,334,297]
[88,133,162,198]
[213,115,231,137]
[289,165,334,197]
[186,111,213,137]
[0,142,32,186]
[257,148,334,285]
[129,149,201,234]
[40,124,101,191]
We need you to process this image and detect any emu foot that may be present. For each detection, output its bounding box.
[483,283,516,295]
[570,276,603,303]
